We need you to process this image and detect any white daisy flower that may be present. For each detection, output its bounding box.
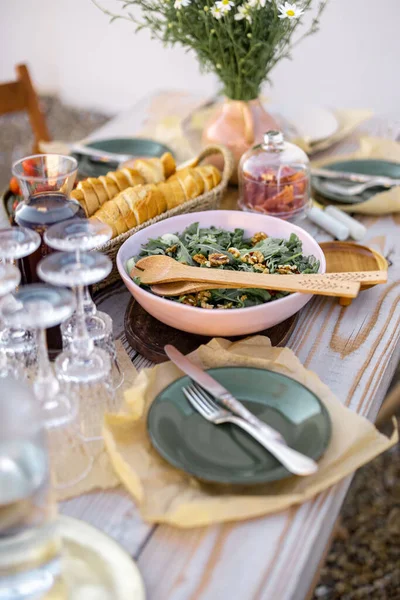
[216,0,235,13]
[278,2,304,19]
[234,3,252,23]
[174,0,191,9]
[211,4,224,18]
[248,0,269,7]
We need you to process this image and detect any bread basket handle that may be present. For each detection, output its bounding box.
[179,144,234,186]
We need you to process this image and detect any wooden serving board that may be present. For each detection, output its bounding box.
[124,298,298,363]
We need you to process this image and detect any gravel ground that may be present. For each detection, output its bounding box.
[0,95,108,190]
[1,96,399,600]
[313,437,400,600]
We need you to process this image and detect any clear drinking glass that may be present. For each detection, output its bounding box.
[0,226,41,264]
[0,263,20,297]
[0,264,21,378]
[12,154,77,201]
[37,252,116,441]
[0,375,62,599]
[11,155,84,288]
[1,284,77,428]
[44,219,124,389]
[0,227,41,377]
[1,285,93,489]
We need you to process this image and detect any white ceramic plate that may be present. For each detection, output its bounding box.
[271,104,339,143]
[56,516,146,600]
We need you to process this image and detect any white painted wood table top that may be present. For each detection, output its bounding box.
[61,92,400,600]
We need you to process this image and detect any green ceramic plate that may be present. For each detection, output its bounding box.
[76,137,174,178]
[312,159,400,204]
[148,367,331,484]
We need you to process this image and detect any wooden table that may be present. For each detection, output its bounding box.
[61,92,400,600]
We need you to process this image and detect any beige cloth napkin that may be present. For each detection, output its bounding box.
[102,336,397,528]
[313,136,400,214]
[55,341,135,502]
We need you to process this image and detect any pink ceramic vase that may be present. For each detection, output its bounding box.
[202,98,279,183]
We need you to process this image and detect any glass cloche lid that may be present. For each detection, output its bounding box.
[238,130,310,220]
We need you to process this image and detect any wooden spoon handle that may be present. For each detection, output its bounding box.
[138,265,364,298]
[156,275,360,297]
[151,270,387,297]
[151,282,240,296]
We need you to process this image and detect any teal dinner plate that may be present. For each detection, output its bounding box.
[312,159,400,204]
[147,367,331,484]
[76,137,174,178]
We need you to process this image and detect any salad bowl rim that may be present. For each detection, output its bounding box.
[116,210,326,315]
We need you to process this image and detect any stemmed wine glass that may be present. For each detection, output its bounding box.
[2,284,76,426]
[0,226,41,264]
[0,263,21,377]
[43,219,124,388]
[0,263,20,295]
[37,251,116,441]
[1,283,93,488]
[0,226,41,375]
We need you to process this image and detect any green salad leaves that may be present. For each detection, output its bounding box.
[129,223,319,309]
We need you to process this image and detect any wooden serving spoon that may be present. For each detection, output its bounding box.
[132,255,386,298]
[151,269,388,297]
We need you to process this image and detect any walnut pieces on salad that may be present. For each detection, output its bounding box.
[128,223,319,310]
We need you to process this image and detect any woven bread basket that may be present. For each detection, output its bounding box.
[96,144,234,288]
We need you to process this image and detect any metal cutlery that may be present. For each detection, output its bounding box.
[164,344,285,442]
[320,178,399,198]
[311,167,400,186]
[69,143,133,165]
[183,383,318,476]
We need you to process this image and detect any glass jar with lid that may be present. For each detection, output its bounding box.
[238,130,310,220]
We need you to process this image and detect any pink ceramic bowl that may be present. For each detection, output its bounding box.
[116,211,326,337]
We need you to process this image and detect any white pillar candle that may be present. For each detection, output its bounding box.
[325,206,367,241]
[307,206,350,241]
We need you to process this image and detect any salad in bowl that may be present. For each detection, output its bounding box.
[117,211,325,336]
[127,223,320,310]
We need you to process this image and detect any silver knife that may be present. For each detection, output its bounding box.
[164,344,285,443]
[311,167,400,186]
[69,143,133,165]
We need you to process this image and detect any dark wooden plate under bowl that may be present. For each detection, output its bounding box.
[124,298,298,363]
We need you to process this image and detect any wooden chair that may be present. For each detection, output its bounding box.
[0,64,51,152]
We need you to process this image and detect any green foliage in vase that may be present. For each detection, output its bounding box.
[93,0,328,101]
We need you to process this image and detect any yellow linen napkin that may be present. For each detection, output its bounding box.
[103,336,397,528]
[313,135,400,214]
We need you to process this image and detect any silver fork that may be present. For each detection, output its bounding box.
[322,177,399,197]
[183,384,318,476]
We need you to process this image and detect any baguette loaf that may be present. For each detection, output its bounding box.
[90,158,221,238]
[71,154,177,217]
[195,165,222,191]
[127,152,176,184]
[121,168,145,188]
[87,177,108,206]
[76,180,100,215]
[168,167,204,200]
[158,179,186,210]
[70,188,88,216]
[106,170,131,192]
[99,175,119,200]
